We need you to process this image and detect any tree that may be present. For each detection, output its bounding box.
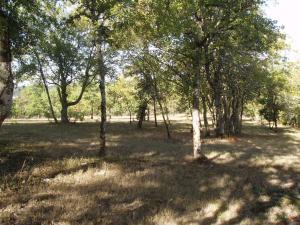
[259,70,286,131]
[75,0,135,155]
[0,1,37,126]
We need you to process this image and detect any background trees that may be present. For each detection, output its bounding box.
[4,0,297,159]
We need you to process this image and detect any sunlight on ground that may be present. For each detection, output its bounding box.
[0,120,299,224]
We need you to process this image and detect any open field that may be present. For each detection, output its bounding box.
[0,120,300,225]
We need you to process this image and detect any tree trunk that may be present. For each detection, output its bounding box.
[157,98,171,139]
[0,10,13,127]
[214,83,225,137]
[147,107,150,121]
[192,90,202,158]
[192,46,205,159]
[129,111,132,124]
[165,105,171,126]
[60,104,69,123]
[35,52,58,123]
[99,60,106,156]
[137,101,147,129]
[153,97,158,127]
[152,75,171,138]
[91,102,94,119]
[59,82,69,123]
[201,96,210,137]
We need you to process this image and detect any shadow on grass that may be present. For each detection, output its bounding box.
[0,121,299,224]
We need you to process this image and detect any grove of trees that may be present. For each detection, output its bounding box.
[1,0,300,159]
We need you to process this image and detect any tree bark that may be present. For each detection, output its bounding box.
[0,10,13,127]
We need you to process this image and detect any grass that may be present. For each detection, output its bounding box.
[0,119,299,225]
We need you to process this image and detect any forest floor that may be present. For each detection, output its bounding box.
[0,119,299,225]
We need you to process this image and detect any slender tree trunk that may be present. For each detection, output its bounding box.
[99,57,106,156]
[91,102,94,119]
[201,96,209,137]
[164,105,171,126]
[147,107,150,121]
[0,10,13,127]
[35,52,58,123]
[157,98,171,139]
[215,89,224,137]
[152,75,171,139]
[153,97,158,127]
[129,111,132,124]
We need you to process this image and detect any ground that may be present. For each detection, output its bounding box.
[0,118,299,225]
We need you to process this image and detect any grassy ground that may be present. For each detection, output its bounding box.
[0,120,299,225]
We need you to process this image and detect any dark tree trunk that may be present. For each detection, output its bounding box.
[0,10,13,127]
[214,88,224,137]
[60,104,69,123]
[99,60,106,156]
[147,107,150,121]
[201,96,210,137]
[59,81,69,123]
[153,97,158,127]
[91,102,94,119]
[129,111,132,124]
[137,101,147,129]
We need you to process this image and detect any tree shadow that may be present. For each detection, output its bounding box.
[0,121,299,224]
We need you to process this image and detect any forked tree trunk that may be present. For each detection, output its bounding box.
[157,98,171,139]
[0,10,13,127]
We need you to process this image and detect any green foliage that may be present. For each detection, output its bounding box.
[12,84,56,118]
[107,76,138,116]
[258,69,287,127]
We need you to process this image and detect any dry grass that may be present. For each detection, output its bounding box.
[0,119,299,225]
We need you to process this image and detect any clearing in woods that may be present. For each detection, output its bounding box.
[0,119,299,225]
